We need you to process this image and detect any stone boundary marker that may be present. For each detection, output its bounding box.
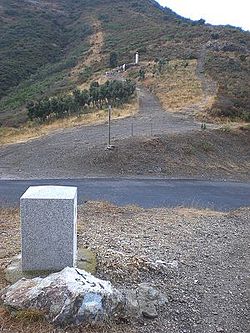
[20,186,77,272]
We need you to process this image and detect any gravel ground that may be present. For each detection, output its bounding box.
[0,202,249,332]
[78,127,250,180]
[0,85,248,181]
[0,87,209,180]
[0,127,249,181]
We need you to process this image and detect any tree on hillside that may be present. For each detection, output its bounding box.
[89,82,100,107]
[139,69,145,80]
[109,52,118,68]
[27,80,136,122]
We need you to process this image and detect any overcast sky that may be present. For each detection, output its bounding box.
[157,0,250,31]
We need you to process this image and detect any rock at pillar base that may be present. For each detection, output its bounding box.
[0,267,167,326]
[1,267,120,326]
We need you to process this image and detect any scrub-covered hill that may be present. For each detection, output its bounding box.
[0,0,249,125]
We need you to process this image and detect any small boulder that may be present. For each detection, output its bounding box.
[136,283,167,319]
[0,267,124,326]
[0,267,166,326]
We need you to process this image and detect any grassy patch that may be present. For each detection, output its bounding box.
[14,309,45,323]
[200,141,214,152]
[143,59,204,111]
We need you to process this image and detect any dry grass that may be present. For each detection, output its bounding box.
[78,71,109,91]
[0,98,138,146]
[144,59,207,112]
[82,127,250,180]
[0,208,20,292]
[14,309,46,323]
[0,306,55,333]
[172,207,223,218]
[71,18,104,81]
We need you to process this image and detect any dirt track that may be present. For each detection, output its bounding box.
[0,87,207,179]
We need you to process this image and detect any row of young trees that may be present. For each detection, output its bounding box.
[27,79,136,122]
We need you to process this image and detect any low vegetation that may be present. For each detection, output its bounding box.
[27,80,136,122]
[0,0,93,97]
[140,59,205,111]
[205,51,250,121]
[0,97,138,146]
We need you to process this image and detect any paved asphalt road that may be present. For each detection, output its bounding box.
[0,178,249,211]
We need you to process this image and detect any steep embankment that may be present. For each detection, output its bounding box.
[0,0,94,125]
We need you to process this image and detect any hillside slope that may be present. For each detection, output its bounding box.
[0,0,249,125]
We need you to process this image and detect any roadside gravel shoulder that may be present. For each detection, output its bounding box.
[0,127,249,181]
[0,203,249,332]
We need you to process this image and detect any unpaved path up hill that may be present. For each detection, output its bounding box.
[0,87,208,179]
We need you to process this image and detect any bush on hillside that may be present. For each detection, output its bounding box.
[27,79,136,122]
[109,52,118,68]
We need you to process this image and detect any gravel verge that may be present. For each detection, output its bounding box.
[0,127,249,181]
[0,202,249,332]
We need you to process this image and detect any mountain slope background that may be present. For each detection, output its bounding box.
[0,0,249,126]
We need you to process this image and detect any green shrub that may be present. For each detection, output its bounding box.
[27,79,136,122]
